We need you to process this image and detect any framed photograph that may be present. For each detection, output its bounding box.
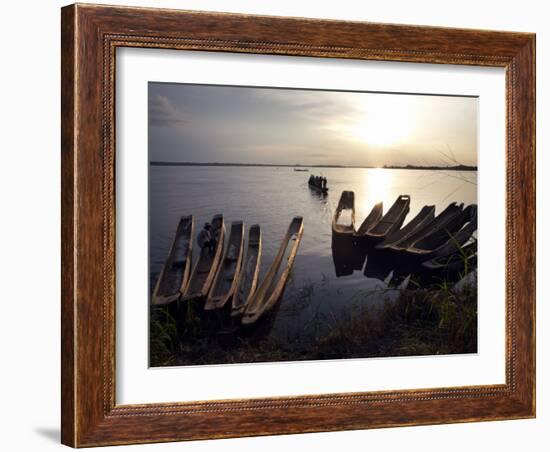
[61,4,535,447]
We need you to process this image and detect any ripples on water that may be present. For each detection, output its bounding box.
[150,166,477,343]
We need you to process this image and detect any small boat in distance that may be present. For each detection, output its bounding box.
[232,225,262,317]
[332,191,355,235]
[242,217,304,325]
[366,195,411,241]
[376,205,435,250]
[205,221,245,311]
[151,215,194,306]
[181,214,225,302]
[294,168,309,172]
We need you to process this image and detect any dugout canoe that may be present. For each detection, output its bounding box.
[332,191,355,235]
[406,204,477,257]
[181,214,225,302]
[231,224,262,317]
[366,195,411,241]
[422,241,477,272]
[355,202,383,236]
[375,205,435,250]
[242,217,304,325]
[204,221,245,311]
[388,202,463,252]
[151,215,194,306]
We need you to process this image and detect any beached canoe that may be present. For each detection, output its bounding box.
[232,224,262,317]
[332,191,355,235]
[151,215,194,306]
[181,214,225,302]
[242,216,304,325]
[355,202,383,236]
[387,202,463,252]
[204,221,245,311]
[366,195,411,241]
[375,205,435,250]
[422,242,477,272]
[406,204,477,258]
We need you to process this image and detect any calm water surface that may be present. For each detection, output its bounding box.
[150,166,477,343]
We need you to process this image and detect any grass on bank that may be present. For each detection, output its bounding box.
[149,273,477,367]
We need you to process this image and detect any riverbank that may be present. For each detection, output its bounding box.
[150,275,477,367]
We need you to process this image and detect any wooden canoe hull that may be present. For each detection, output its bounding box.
[232,224,262,317]
[151,215,194,306]
[332,190,355,235]
[204,221,245,311]
[366,195,411,240]
[181,214,225,302]
[242,216,304,325]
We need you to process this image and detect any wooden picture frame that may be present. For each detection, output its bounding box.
[61,3,535,447]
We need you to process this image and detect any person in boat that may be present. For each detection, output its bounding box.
[197,222,215,255]
[322,177,327,189]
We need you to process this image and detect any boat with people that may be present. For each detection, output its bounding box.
[232,224,262,317]
[204,221,245,311]
[181,214,225,302]
[242,216,304,325]
[365,195,411,242]
[332,190,355,236]
[308,174,329,194]
[151,215,194,306]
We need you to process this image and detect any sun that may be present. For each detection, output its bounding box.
[346,96,416,148]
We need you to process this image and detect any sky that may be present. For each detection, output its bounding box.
[148,82,477,167]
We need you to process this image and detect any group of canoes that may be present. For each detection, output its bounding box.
[332,190,477,272]
[151,214,304,326]
[308,175,329,194]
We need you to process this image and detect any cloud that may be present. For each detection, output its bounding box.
[149,95,189,128]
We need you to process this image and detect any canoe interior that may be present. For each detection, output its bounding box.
[183,214,225,300]
[390,202,463,251]
[152,215,194,304]
[356,202,383,235]
[367,195,410,238]
[332,190,355,234]
[206,221,245,309]
[242,216,304,325]
[232,224,262,316]
[376,205,435,249]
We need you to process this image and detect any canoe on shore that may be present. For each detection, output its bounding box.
[151,215,194,306]
[366,195,411,241]
[242,216,304,325]
[332,191,355,235]
[422,242,477,272]
[376,205,435,250]
[355,202,383,236]
[181,214,225,302]
[232,225,262,317]
[406,204,477,258]
[204,221,245,311]
[388,202,463,252]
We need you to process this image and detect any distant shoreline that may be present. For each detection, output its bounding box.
[150,161,477,171]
